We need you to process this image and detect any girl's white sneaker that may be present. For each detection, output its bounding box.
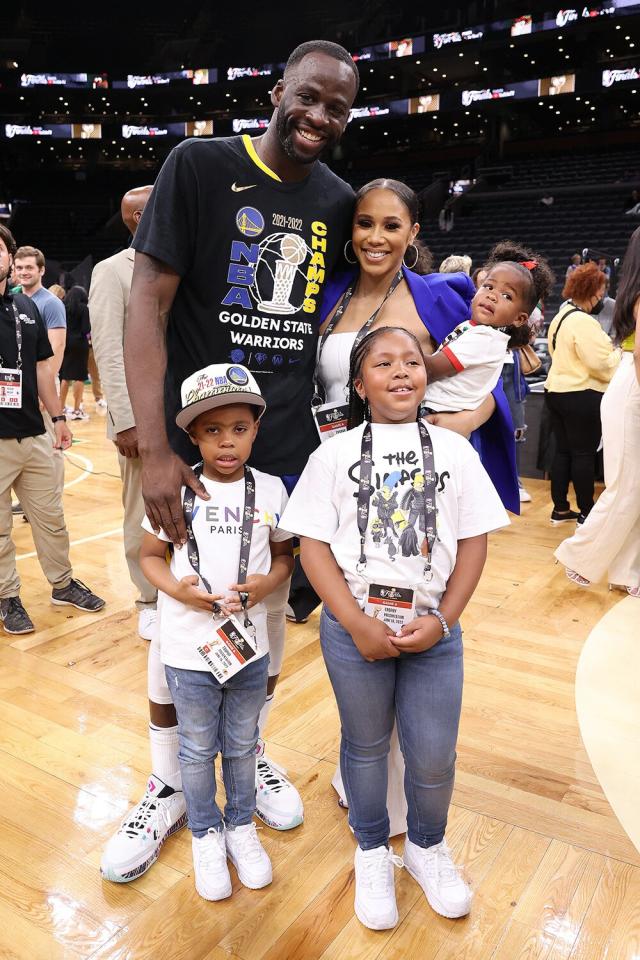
[354,844,403,930]
[403,837,472,918]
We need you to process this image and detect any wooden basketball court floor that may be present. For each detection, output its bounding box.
[2,397,639,960]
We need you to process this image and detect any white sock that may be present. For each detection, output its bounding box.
[149,723,182,790]
[258,694,274,740]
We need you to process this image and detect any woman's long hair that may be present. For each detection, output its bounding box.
[347,326,425,428]
[612,226,640,345]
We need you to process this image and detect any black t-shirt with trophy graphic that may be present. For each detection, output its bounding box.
[133,134,354,475]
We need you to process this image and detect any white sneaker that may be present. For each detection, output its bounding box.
[100,775,187,882]
[71,408,90,421]
[255,739,304,830]
[192,828,232,901]
[225,822,272,889]
[354,844,403,930]
[403,837,472,918]
[95,398,108,412]
[138,608,157,641]
[518,485,532,503]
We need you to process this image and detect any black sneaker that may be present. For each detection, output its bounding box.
[51,578,105,612]
[0,596,35,634]
[576,513,587,525]
[11,502,24,515]
[550,509,580,525]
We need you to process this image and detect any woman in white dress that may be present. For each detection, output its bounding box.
[555,226,640,596]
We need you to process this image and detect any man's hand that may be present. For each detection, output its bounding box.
[392,615,443,654]
[141,447,209,546]
[226,574,270,611]
[172,574,229,613]
[53,420,72,451]
[115,426,139,459]
[350,613,400,661]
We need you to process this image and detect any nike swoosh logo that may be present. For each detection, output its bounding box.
[231,182,257,192]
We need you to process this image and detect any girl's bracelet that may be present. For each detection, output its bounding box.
[427,608,450,639]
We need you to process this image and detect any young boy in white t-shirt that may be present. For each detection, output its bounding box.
[140,363,293,903]
[423,257,551,414]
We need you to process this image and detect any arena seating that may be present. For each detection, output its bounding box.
[422,188,638,309]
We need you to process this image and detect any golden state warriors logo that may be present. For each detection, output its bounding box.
[236,206,264,237]
[227,365,249,386]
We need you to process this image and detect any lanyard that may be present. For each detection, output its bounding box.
[0,302,23,370]
[312,269,403,404]
[183,462,256,631]
[357,420,437,580]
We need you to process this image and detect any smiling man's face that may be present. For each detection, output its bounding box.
[272,52,357,165]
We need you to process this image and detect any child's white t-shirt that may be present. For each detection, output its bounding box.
[142,469,291,671]
[424,321,510,412]
[279,422,509,616]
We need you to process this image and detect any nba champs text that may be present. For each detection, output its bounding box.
[220,206,329,369]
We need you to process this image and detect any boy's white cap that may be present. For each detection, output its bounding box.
[176,363,266,430]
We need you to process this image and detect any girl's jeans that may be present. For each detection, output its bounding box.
[165,655,269,838]
[320,607,463,851]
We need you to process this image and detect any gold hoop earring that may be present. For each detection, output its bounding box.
[403,244,419,270]
[343,240,358,265]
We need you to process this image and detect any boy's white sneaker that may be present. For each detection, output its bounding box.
[100,775,187,882]
[255,739,304,830]
[354,844,403,930]
[192,828,232,901]
[226,822,272,889]
[137,607,157,641]
[403,837,472,918]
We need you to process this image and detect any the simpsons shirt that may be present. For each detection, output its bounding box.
[280,421,509,615]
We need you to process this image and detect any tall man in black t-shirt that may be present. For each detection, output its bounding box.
[0,225,105,635]
[102,41,358,884]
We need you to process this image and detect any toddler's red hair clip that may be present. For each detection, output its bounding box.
[520,260,538,270]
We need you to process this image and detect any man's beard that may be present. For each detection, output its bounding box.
[275,108,332,165]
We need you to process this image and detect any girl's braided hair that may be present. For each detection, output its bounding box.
[347,326,426,429]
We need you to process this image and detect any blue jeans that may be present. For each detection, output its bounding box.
[165,656,269,838]
[320,607,463,851]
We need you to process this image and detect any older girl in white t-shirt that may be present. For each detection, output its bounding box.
[280,327,508,932]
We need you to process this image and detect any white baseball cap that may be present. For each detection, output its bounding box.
[176,363,266,430]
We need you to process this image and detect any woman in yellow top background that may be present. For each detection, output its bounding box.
[555,227,640,596]
[545,262,621,524]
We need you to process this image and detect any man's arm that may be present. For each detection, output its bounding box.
[47,327,66,380]
[124,251,207,545]
[36,360,72,450]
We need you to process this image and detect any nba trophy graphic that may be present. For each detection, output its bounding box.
[256,232,309,314]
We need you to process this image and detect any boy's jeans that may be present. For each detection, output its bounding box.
[165,655,269,838]
[320,607,463,851]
